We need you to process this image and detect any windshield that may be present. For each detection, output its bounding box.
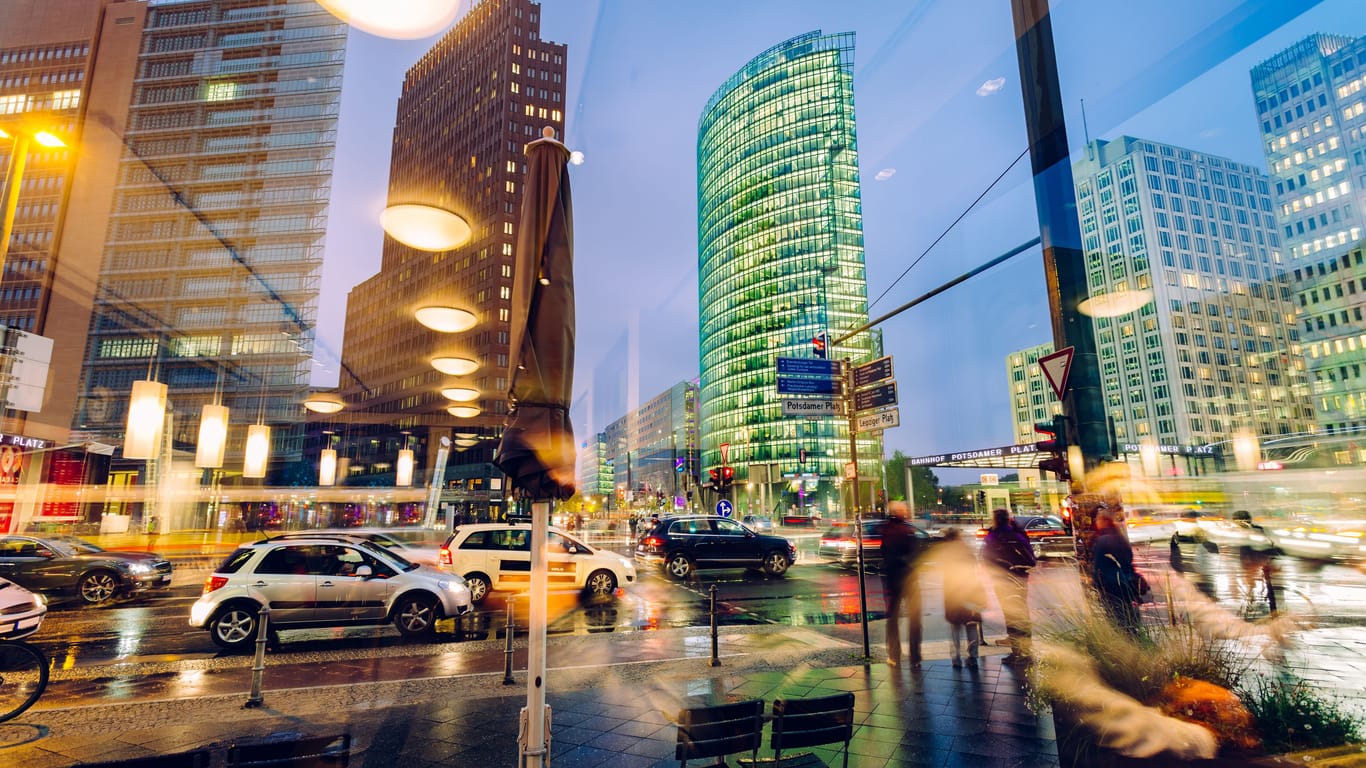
[54,536,104,554]
[356,539,418,571]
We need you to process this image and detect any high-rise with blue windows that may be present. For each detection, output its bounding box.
[1253,34,1366,435]
[697,31,881,518]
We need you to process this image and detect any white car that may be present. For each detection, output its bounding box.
[189,538,471,652]
[439,523,636,603]
[268,529,443,567]
[0,577,45,640]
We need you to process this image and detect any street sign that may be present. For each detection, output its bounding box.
[715,499,733,518]
[1039,346,1074,400]
[853,355,894,388]
[782,398,839,417]
[855,407,900,433]
[853,381,897,412]
[778,376,841,395]
[776,357,841,376]
[843,462,856,480]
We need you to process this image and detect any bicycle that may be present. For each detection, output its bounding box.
[0,639,49,723]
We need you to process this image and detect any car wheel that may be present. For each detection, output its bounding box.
[465,573,491,603]
[78,570,119,605]
[665,554,693,580]
[393,593,439,639]
[762,551,790,577]
[209,603,259,652]
[584,569,617,597]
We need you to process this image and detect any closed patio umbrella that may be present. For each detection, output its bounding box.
[494,126,576,768]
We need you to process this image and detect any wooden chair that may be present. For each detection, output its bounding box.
[675,699,765,767]
[226,733,351,768]
[766,693,856,768]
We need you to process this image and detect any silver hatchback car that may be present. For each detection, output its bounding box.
[189,538,471,651]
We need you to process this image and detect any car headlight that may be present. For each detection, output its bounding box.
[127,563,153,575]
[438,578,466,592]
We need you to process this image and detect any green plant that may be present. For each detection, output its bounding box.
[1239,675,1363,754]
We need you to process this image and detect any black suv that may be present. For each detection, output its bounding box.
[635,515,797,579]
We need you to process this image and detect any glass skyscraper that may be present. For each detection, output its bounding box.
[697,31,880,518]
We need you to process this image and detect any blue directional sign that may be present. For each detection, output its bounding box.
[776,357,842,376]
[715,499,733,518]
[853,381,898,412]
[777,376,841,395]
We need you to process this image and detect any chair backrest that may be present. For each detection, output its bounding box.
[226,733,351,768]
[675,699,764,766]
[79,749,210,768]
[771,693,856,755]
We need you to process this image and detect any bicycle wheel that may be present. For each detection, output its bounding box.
[0,640,48,723]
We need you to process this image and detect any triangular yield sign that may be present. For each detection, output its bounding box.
[1039,346,1074,401]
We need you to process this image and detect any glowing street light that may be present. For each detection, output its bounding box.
[1,125,67,277]
[447,405,480,418]
[317,0,462,39]
[303,391,345,414]
[431,356,478,376]
[414,305,477,333]
[381,203,471,251]
[441,387,479,402]
[1077,288,1154,318]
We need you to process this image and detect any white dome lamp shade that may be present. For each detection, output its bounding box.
[124,380,167,460]
[317,0,463,40]
[303,391,345,414]
[319,448,338,486]
[431,356,479,376]
[441,387,479,402]
[447,405,480,418]
[454,438,480,448]
[1077,288,1154,318]
[414,306,477,333]
[395,449,415,487]
[194,403,230,468]
[243,424,271,479]
[382,203,471,251]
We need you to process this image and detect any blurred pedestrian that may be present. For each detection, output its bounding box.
[628,515,639,540]
[1093,507,1142,633]
[982,508,1036,664]
[881,501,924,669]
[939,527,985,669]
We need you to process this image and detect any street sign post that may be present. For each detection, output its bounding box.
[854,407,900,433]
[782,398,839,417]
[853,381,898,412]
[852,355,894,388]
[777,376,841,395]
[1039,346,1074,401]
[776,357,842,376]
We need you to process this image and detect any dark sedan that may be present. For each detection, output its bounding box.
[817,520,936,570]
[635,515,796,579]
[0,535,173,605]
[975,515,1073,557]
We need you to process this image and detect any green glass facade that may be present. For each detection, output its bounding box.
[697,31,881,517]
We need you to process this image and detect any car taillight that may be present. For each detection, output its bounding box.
[439,547,452,566]
[203,576,228,594]
[642,536,662,547]
[864,538,881,548]
[975,529,987,538]
[819,538,835,546]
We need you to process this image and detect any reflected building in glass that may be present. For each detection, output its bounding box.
[1252,34,1366,436]
[1006,343,1062,446]
[1050,136,1313,453]
[697,31,881,519]
[601,380,698,513]
[71,0,347,476]
[336,0,565,520]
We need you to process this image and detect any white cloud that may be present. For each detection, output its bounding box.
[874,168,896,181]
[976,77,1006,96]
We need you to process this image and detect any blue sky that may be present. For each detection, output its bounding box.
[314,0,1365,471]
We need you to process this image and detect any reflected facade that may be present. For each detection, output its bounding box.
[697,31,881,517]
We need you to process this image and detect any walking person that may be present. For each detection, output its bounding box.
[981,508,1036,664]
[939,527,985,669]
[881,501,924,669]
[1093,507,1142,633]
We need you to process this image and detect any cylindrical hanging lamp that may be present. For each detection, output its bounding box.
[194,403,229,468]
[124,380,168,460]
[319,448,337,486]
[243,424,271,479]
[396,448,414,487]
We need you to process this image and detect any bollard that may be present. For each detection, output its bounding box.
[244,604,270,708]
[502,600,516,685]
[709,584,720,667]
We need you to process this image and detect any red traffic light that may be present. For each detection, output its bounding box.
[721,466,734,481]
[708,468,720,484]
[811,333,827,358]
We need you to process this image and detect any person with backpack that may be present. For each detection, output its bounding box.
[982,508,1036,664]
[881,501,924,669]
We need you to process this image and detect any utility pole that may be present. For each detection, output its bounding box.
[1012,0,1111,554]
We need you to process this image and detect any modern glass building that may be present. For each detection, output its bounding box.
[1252,34,1366,435]
[697,31,881,519]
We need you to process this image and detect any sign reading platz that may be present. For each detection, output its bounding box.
[855,408,899,433]
[782,398,839,417]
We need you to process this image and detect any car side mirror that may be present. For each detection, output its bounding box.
[355,565,373,578]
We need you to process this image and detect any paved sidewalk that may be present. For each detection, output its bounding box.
[2,626,1057,768]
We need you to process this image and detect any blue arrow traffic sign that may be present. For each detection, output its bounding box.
[715,499,733,517]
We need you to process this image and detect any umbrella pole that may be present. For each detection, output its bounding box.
[520,497,551,767]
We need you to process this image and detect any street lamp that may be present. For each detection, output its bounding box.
[1,125,66,278]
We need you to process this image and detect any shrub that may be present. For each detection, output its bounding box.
[1239,675,1362,754]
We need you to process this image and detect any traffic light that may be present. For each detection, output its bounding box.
[1035,414,1071,482]
[811,331,827,358]
[720,466,735,492]
[976,490,986,505]
[709,468,720,487]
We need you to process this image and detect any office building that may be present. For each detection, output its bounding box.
[1252,34,1366,434]
[70,0,347,482]
[577,431,611,504]
[336,0,565,520]
[697,31,881,518]
[600,381,698,511]
[1011,136,1313,459]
